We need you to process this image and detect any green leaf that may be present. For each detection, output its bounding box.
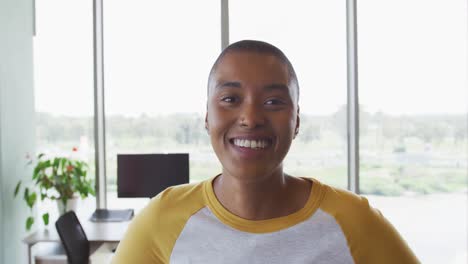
[42,213,49,226]
[34,160,51,180]
[26,216,34,231]
[38,153,45,159]
[24,187,29,201]
[88,186,96,196]
[26,192,37,209]
[53,157,60,167]
[33,166,41,179]
[14,181,22,197]
[40,192,47,201]
[32,172,38,180]
[61,158,67,171]
[43,160,51,168]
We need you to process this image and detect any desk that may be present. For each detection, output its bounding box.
[23,220,130,264]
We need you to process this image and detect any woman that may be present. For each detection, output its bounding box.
[112,40,419,264]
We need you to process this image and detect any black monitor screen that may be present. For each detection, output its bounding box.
[117,153,189,198]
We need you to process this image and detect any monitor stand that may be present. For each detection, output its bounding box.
[90,209,134,222]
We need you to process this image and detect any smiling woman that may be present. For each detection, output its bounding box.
[206,49,298,187]
[112,40,419,264]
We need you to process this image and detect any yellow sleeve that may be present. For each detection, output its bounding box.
[320,185,420,264]
[111,182,206,264]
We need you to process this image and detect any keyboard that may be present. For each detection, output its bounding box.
[90,209,134,222]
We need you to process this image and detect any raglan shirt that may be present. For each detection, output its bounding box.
[112,177,419,264]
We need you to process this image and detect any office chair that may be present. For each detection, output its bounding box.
[55,211,90,264]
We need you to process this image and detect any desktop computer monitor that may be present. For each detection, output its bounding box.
[91,153,189,222]
[117,153,189,198]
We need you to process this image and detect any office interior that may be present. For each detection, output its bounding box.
[0,0,467,263]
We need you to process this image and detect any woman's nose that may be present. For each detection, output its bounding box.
[238,103,266,129]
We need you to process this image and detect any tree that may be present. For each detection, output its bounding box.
[331,104,369,141]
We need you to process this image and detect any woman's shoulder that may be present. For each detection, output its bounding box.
[122,179,210,245]
[305,177,388,232]
[307,178,373,217]
[113,179,213,263]
[145,179,208,214]
[310,178,418,263]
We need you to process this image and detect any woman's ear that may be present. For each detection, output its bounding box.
[205,113,209,134]
[294,106,300,139]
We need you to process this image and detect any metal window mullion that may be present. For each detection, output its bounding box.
[32,0,36,36]
[221,0,229,50]
[93,0,107,209]
[346,0,360,194]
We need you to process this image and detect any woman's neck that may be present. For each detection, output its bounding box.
[213,169,311,220]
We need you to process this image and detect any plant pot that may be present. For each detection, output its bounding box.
[57,196,79,215]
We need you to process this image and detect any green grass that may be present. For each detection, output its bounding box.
[360,166,467,196]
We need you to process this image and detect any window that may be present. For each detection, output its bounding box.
[103,0,221,209]
[34,0,95,220]
[358,0,467,262]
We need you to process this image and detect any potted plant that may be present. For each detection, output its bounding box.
[13,148,95,230]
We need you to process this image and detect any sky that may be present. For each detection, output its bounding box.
[34,0,467,117]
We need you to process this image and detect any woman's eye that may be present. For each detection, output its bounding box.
[265,99,284,105]
[221,96,237,103]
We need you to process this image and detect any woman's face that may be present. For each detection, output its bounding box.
[206,51,299,181]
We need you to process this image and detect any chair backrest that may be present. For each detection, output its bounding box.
[55,211,90,264]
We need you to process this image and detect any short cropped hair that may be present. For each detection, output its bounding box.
[207,40,300,102]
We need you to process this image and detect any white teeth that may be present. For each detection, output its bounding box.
[233,139,269,149]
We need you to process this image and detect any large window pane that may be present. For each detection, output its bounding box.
[104,0,221,209]
[230,0,347,188]
[358,0,467,262]
[34,0,95,220]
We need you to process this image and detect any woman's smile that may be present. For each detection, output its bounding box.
[228,135,274,159]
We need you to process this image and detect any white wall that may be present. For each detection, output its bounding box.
[0,0,35,262]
